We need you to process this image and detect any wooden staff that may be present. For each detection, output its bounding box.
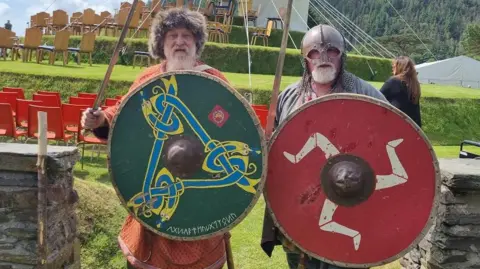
[82,0,139,136]
[264,0,294,139]
[92,0,140,110]
[37,111,48,269]
[225,234,235,269]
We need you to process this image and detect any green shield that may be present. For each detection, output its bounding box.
[108,71,267,240]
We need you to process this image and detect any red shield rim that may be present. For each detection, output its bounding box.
[264,93,441,268]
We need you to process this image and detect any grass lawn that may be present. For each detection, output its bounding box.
[68,144,480,269]
[1,61,480,99]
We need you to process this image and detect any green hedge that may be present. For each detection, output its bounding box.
[34,34,392,82]
[1,71,479,146]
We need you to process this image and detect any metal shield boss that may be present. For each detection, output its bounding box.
[265,94,440,268]
[108,71,267,240]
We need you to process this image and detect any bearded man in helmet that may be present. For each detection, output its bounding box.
[260,24,387,269]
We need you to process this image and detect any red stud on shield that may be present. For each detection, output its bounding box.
[265,94,440,268]
[208,105,230,128]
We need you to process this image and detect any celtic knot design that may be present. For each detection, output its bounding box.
[126,75,261,228]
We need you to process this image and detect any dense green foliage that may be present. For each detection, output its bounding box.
[1,71,478,146]
[307,0,480,62]
[37,35,392,81]
[460,23,480,58]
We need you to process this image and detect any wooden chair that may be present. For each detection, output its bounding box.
[135,16,152,38]
[70,12,82,35]
[47,10,69,35]
[0,27,16,60]
[13,27,43,62]
[68,32,96,66]
[98,11,113,36]
[80,8,96,35]
[109,6,141,37]
[34,12,50,33]
[246,3,261,27]
[207,21,227,43]
[37,29,71,65]
[251,20,273,46]
[30,15,37,27]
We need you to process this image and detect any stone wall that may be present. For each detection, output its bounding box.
[401,158,480,269]
[0,143,80,269]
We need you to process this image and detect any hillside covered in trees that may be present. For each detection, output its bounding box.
[308,0,480,63]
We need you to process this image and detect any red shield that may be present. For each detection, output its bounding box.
[265,94,440,267]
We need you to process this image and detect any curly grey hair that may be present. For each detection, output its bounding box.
[148,8,208,60]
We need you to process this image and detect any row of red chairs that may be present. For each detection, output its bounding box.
[0,86,125,168]
[1,86,269,166]
[1,87,122,115]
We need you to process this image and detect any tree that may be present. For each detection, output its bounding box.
[376,33,432,57]
[461,24,480,57]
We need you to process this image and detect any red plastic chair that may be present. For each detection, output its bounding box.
[105,98,120,106]
[27,105,74,144]
[69,96,95,106]
[33,93,61,107]
[77,108,107,169]
[62,103,89,133]
[0,103,26,140]
[16,99,44,128]
[3,87,26,99]
[0,92,18,116]
[252,104,268,110]
[37,90,60,98]
[115,95,123,100]
[78,92,97,98]
[254,108,268,129]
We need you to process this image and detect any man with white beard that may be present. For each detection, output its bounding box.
[81,8,230,269]
[260,24,387,269]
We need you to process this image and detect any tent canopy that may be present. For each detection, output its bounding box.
[416,56,480,89]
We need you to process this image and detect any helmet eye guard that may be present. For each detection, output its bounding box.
[304,44,342,64]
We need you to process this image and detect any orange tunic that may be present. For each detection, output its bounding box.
[104,61,230,269]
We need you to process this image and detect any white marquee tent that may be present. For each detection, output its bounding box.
[415,56,480,89]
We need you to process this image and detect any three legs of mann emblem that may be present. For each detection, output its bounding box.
[283,133,408,250]
[126,76,261,228]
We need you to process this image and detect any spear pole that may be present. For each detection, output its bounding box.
[92,0,140,110]
[264,0,294,139]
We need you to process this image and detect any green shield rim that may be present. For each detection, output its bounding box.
[107,70,268,240]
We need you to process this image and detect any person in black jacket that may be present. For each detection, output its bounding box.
[380,56,422,128]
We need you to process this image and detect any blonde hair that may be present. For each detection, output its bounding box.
[393,56,421,104]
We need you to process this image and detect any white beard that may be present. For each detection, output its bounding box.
[166,52,196,71]
[311,66,337,84]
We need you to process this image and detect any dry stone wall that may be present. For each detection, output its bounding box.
[401,158,480,269]
[0,143,80,269]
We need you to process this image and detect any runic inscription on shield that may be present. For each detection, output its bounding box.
[208,105,230,127]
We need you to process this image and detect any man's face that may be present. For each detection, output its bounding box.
[306,47,341,84]
[164,27,196,69]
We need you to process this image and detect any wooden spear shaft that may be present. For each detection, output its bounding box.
[264,0,294,139]
[92,0,139,110]
[37,111,48,269]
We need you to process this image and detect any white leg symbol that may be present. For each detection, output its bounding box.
[283,133,340,163]
[376,139,408,190]
[319,199,361,250]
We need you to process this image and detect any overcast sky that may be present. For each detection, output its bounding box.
[0,0,129,36]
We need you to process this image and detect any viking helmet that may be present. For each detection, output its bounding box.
[299,24,348,93]
[301,24,345,64]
